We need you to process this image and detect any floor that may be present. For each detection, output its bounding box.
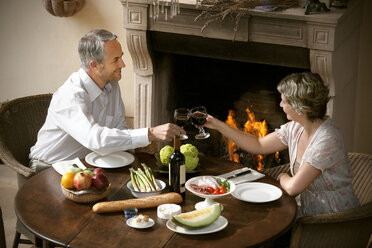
[0,163,29,248]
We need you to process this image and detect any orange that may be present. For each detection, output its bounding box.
[61,172,75,189]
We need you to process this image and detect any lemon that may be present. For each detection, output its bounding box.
[61,172,75,189]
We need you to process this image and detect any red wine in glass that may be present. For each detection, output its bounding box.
[174,108,189,140]
[189,106,210,140]
[190,112,207,126]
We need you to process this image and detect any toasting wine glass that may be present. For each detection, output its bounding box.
[174,108,190,140]
[189,106,210,140]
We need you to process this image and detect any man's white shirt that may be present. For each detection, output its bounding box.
[29,69,149,164]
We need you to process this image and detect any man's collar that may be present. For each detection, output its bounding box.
[79,69,111,102]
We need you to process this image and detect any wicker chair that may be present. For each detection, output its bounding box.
[0,94,52,248]
[0,206,6,248]
[263,152,372,248]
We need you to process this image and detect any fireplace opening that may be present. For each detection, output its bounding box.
[150,32,310,169]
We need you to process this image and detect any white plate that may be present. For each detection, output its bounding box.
[126,217,155,229]
[166,216,228,235]
[232,182,282,203]
[85,151,134,168]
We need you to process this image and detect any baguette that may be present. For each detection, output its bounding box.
[92,192,183,213]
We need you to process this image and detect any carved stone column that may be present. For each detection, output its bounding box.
[122,2,154,128]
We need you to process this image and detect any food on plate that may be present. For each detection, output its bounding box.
[132,214,150,228]
[73,171,92,190]
[62,168,110,192]
[83,169,94,177]
[159,144,199,172]
[159,145,174,166]
[92,192,183,213]
[180,143,199,157]
[92,172,109,190]
[172,203,221,228]
[130,163,160,192]
[189,176,230,195]
[61,172,75,189]
[94,167,108,177]
[157,204,181,219]
[70,167,83,174]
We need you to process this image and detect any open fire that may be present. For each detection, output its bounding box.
[223,106,280,171]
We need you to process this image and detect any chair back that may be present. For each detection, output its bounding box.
[0,94,52,180]
[0,206,6,248]
[349,152,372,205]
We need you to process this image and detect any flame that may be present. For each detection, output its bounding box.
[225,110,239,162]
[275,151,280,163]
[224,107,269,171]
[243,107,267,170]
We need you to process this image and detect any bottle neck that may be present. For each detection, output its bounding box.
[173,135,180,150]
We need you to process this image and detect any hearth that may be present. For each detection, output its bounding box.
[119,0,362,156]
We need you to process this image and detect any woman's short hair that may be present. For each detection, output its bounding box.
[78,29,117,71]
[277,72,330,121]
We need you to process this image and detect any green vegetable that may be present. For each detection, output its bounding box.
[159,143,199,172]
[130,164,160,192]
[215,177,230,192]
[180,144,199,157]
[159,145,174,166]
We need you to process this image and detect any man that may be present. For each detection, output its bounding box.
[29,29,184,172]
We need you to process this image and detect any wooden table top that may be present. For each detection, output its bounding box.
[15,153,296,248]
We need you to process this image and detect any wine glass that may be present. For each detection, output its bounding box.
[174,108,190,140]
[189,106,210,140]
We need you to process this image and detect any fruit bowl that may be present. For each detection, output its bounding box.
[127,179,166,198]
[185,176,235,210]
[61,183,111,203]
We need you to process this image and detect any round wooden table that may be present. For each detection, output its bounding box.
[15,154,296,248]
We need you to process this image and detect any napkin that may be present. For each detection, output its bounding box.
[218,167,265,185]
[52,158,86,175]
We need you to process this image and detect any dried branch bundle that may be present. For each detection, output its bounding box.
[195,0,299,39]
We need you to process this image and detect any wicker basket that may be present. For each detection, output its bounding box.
[61,183,111,203]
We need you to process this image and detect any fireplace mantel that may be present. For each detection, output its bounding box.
[119,0,362,151]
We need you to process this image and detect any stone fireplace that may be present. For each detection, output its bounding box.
[119,0,363,153]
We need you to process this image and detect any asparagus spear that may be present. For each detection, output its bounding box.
[142,163,160,191]
[134,169,152,192]
[130,168,146,192]
[129,168,140,191]
[138,168,156,191]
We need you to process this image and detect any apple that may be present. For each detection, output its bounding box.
[92,173,109,190]
[93,168,108,177]
[73,172,92,190]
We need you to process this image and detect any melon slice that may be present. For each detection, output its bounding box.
[172,203,221,228]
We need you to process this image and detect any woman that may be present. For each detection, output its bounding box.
[204,72,359,217]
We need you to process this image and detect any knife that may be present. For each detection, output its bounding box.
[226,169,251,179]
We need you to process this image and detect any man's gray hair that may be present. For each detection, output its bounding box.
[78,29,118,71]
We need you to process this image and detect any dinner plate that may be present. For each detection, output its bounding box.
[85,151,134,168]
[166,216,228,235]
[232,182,282,203]
[126,217,155,229]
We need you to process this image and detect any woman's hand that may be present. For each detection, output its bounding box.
[203,115,221,130]
[278,162,321,196]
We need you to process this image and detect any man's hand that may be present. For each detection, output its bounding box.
[148,123,186,142]
[135,141,158,155]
